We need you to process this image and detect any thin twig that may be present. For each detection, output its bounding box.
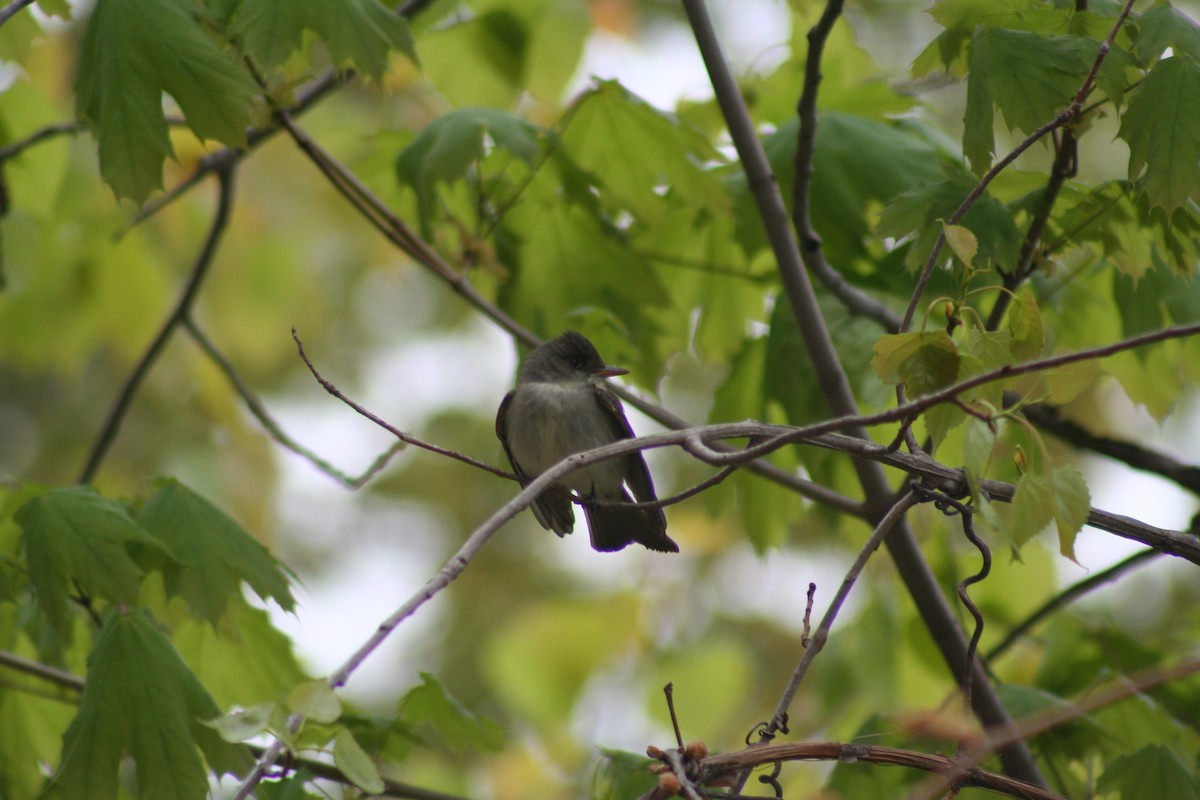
[791,0,902,332]
[78,166,237,483]
[185,320,405,489]
[0,649,84,692]
[759,490,917,739]
[0,0,34,30]
[984,127,1075,331]
[232,424,660,797]
[701,742,1064,800]
[900,0,1138,332]
[292,328,512,480]
[986,548,1161,661]
[1022,401,1200,495]
[812,430,1200,564]
[664,683,685,749]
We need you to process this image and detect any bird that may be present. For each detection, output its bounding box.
[495,331,678,553]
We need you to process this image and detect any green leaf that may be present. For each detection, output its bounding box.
[171,599,310,708]
[761,113,948,264]
[1134,6,1200,65]
[876,168,1023,272]
[399,673,503,753]
[0,6,40,62]
[396,107,544,228]
[16,487,169,629]
[135,479,295,624]
[996,684,1107,760]
[963,29,1089,174]
[1120,57,1200,216]
[1008,464,1090,558]
[1050,465,1090,562]
[594,749,658,800]
[0,674,77,799]
[55,611,252,800]
[497,198,669,376]
[230,0,417,79]
[962,416,996,488]
[204,703,273,743]
[333,728,385,794]
[1098,744,1200,800]
[288,680,342,724]
[943,223,978,266]
[75,0,259,202]
[37,0,72,17]
[1009,469,1053,549]
[871,330,960,397]
[1008,289,1044,360]
[561,80,726,224]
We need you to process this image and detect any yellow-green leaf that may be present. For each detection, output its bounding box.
[943,223,978,266]
[872,330,960,397]
[333,728,385,795]
[1051,466,1090,562]
[288,680,341,724]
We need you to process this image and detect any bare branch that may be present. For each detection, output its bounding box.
[0,0,34,30]
[700,742,1064,800]
[233,430,646,797]
[185,320,405,489]
[0,649,84,692]
[986,548,1161,661]
[1022,401,1200,495]
[791,0,903,332]
[79,166,237,484]
[814,431,1200,563]
[762,491,917,735]
[292,328,513,480]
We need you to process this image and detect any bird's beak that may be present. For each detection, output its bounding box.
[593,365,629,378]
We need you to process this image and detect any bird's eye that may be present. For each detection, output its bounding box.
[568,357,583,368]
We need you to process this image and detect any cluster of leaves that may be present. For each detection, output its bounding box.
[2,0,1200,798]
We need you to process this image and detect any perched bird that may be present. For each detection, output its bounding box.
[496,331,678,553]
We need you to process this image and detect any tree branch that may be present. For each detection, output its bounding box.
[0,649,84,692]
[986,548,1160,661]
[0,0,34,30]
[185,320,406,489]
[1021,401,1200,495]
[291,328,512,479]
[763,490,917,734]
[791,0,903,332]
[78,165,237,484]
[233,311,1200,795]
[698,742,1064,800]
[232,429,646,797]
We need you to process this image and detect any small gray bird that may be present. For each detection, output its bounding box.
[496,331,678,553]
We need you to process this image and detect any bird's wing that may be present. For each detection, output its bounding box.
[591,385,661,506]
[497,388,574,534]
[495,390,528,481]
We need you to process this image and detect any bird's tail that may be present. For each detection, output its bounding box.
[584,490,677,553]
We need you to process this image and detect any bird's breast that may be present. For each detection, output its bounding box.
[506,383,626,495]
